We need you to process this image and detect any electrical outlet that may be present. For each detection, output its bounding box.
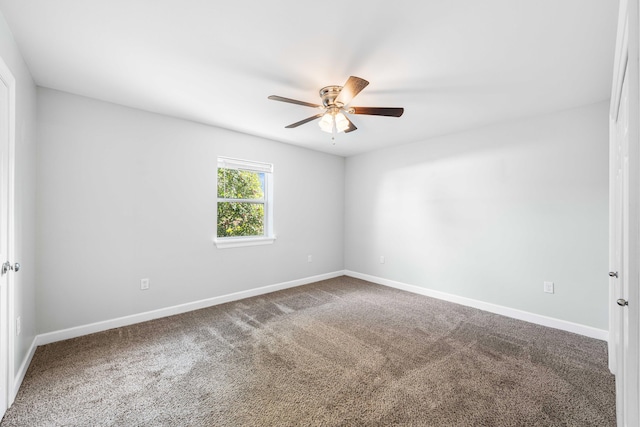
[16,316,20,336]
[307,255,312,263]
[380,256,385,264]
[141,278,150,290]
[543,281,554,294]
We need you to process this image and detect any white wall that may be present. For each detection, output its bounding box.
[36,88,344,333]
[0,12,37,384]
[345,102,609,330]
[34,88,611,335]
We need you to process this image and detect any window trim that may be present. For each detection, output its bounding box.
[214,235,276,249]
[214,156,275,249]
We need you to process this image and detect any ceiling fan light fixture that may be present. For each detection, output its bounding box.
[319,110,349,134]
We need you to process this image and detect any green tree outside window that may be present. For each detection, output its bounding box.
[217,168,265,237]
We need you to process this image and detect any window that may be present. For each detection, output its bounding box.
[214,157,274,248]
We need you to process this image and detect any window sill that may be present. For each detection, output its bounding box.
[214,236,276,249]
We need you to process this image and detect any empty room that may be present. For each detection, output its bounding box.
[0,0,636,425]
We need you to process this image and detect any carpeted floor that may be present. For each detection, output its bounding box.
[1,276,615,426]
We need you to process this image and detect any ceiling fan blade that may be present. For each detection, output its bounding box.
[285,113,325,128]
[335,76,369,106]
[350,107,404,117]
[268,95,321,108]
[344,115,357,133]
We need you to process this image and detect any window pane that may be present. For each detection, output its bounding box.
[217,168,265,199]
[217,202,264,237]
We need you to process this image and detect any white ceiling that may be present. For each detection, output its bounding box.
[0,0,619,157]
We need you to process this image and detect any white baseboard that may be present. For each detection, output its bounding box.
[36,271,345,346]
[12,337,37,402]
[345,270,608,341]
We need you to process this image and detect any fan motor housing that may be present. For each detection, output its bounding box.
[319,86,343,107]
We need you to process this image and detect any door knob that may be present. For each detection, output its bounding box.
[609,271,618,278]
[617,298,629,307]
[1,262,21,275]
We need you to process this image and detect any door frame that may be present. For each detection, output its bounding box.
[610,0,640,425]
[0,54,16,409]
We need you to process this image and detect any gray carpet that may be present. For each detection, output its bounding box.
[1,276,615,426]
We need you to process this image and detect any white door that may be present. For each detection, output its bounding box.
[0,60,10,419]
[611,63,630,426]
[610,1,640,424]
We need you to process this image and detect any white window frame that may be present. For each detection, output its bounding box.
[214,156,275,249]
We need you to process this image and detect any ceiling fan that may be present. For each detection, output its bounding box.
[268,76,404,140]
